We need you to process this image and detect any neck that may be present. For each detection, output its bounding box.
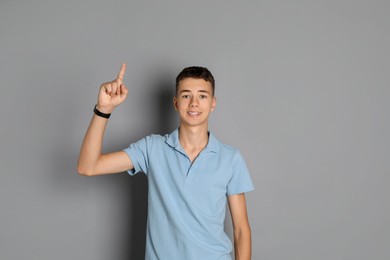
[178,124,209,150]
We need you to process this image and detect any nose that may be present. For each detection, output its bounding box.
[189,97,199,107]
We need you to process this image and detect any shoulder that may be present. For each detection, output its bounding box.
[212,134,244,160]
[128,133,166,150]
[133,133,166,143]
[145,133,166,142]
[219,142,239,155]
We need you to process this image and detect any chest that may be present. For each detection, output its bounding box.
[148,148,232,195]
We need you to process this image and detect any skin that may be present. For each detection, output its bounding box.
[173,78,216,161]
[77,64,252,259]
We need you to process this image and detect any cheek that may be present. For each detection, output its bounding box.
[175,102,185,111]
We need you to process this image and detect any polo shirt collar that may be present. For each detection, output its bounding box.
[166,128,219,153]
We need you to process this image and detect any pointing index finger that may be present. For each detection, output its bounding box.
[117,63,126,80]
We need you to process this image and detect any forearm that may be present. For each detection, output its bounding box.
[77,113,109,175]
[234,226,252,260]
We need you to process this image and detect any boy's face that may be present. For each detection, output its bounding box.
[173,78,216,128]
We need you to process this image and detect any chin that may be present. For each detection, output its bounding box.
[181,119,208,128]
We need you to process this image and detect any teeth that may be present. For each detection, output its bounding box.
[188,112,200,115]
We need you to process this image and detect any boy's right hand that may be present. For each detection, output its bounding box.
[97,63,128,114]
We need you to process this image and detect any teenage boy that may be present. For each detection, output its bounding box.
[78,63,254,260]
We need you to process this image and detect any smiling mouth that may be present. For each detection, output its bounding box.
[187,111,201,116]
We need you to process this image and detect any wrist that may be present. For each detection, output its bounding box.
[95,105,114,114]
[94,105,112,118]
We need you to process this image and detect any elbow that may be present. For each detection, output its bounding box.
[234,225,251,242]
[77,157,102,176]
[77,164,95,176]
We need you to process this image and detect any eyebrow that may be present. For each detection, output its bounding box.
[179,89,210,94]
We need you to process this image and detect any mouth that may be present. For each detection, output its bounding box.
[187,111,201,117]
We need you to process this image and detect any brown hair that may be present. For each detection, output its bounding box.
[175,66,215,96]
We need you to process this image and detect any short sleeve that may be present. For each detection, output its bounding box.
[123,136,150,175]
[226,151,254,195]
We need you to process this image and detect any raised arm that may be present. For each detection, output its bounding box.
[228,193,252,260]
[77,63,133,176]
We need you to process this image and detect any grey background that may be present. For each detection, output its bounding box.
[0,0,389,259]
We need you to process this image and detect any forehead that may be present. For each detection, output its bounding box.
[177,78,212,92]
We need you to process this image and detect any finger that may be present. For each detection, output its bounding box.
[105,83,112,95]
[119,85,128,102]
[120,84,128,97]
[99,83,107,94]
[114,79,122,95]
[117,63,126,80]
[111,82,118,96]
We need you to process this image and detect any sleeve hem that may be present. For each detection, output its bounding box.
[227,187,255,196]
[123,148,141,176]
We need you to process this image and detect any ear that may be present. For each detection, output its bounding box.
[210,96,217,111]
[173,96,178,111]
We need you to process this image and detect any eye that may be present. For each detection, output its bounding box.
[182,95,190,99]
[199,95,208,99]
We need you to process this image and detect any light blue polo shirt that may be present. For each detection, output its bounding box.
[124,128,254,260]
